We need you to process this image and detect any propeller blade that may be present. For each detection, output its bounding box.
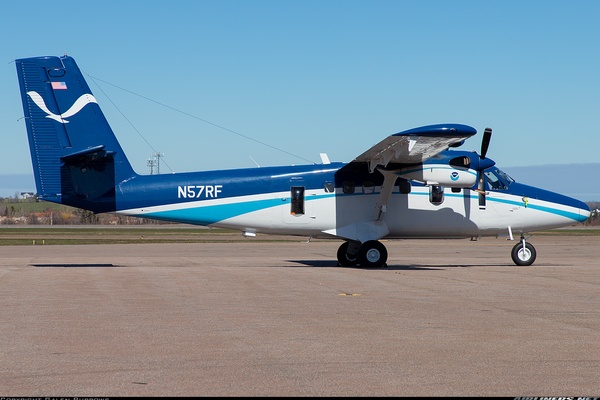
[474,127,492,208]
[480,127,492,159]
[477,170,486,209]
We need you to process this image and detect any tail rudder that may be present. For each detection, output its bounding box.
[15,55,135,212]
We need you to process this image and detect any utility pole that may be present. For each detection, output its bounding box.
[155,152,164,175]
[147,156,156,175]
[147,152,164,175]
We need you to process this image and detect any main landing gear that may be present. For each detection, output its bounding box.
[337,234,538,268]
[511,234,537,266]
[337,240,388,269]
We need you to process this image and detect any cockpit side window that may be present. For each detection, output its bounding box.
[484,171,502,190]
[484,168,511,190]
[496,169,515,185]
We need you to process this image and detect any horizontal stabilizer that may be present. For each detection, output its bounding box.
[61,145,108,161]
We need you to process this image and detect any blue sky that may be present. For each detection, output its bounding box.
[2,0,599,181]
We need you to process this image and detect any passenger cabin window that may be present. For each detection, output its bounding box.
[324,181,334,193]
[342,181,355,194]
[362,181,375,194]
[397,179,411,194]
[429,185,444,205]
[290,186,305,215]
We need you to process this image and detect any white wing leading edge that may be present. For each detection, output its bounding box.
[352,124,477,172]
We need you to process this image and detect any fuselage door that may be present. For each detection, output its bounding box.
[283,179,310,224]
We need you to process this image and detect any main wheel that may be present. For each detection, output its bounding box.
[511,241,537,266]
[337,241,358,267]
[357,240,388,269]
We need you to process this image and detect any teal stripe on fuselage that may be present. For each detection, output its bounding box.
[488,195,586,222]
[139,189,583,226]
[140,193,335,225]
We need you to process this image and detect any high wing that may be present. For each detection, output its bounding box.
[352,123,477,172]
[324,123,478,244]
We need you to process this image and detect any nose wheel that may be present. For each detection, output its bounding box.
[511,235,537,266]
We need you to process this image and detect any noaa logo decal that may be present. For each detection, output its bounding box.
[450,171,460,181]
[26,91,97,124]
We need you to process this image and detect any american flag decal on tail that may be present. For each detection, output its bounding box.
[51,81,67,90]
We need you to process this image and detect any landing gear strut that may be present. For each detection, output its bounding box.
[337,240,388,269]
[511,234,537,266]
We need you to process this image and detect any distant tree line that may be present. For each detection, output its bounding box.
[0,197,169,225]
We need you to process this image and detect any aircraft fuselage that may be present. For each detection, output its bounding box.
[108,156,589,242]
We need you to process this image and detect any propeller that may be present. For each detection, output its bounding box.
[480,127,492,159]
[476,127,493,209]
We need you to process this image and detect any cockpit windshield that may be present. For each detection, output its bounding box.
[484,167,515,190]
[496,168,515,184]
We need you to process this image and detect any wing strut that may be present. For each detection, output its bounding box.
[372,169,398,222]
[322,169,396,243]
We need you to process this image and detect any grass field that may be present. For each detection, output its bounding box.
[0,225,313,245]
[0,225,598,246]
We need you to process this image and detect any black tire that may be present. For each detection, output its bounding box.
[337,241,357,267]
[511,242,537,266]
[357,240,388,269]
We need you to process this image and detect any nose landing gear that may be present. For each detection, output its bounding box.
[511,234,537,266]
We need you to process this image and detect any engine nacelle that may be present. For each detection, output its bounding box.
[395,163,477,188]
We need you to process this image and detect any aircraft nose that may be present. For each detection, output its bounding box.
[578,201,591,222]
[517,184,591,224]
[566,196,591,222]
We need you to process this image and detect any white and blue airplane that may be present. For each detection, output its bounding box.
[15,55,590,268]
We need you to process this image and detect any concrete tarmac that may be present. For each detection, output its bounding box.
[1,234,599,396]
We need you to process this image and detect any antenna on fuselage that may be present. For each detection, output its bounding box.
[249,156,260,168]
[319,153,331,164]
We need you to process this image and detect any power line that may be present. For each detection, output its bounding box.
[86,73,316,165]
[87,74,175,173]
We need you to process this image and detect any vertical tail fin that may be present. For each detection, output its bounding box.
[15,55,136,212]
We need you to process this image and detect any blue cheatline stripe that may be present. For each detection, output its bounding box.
[140,193,335,225]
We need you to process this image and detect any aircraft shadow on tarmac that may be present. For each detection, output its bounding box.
[31,263,117,268]
[29,261,515,269]
[289,260,513,270]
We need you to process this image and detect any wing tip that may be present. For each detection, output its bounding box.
[394,123,477,137]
